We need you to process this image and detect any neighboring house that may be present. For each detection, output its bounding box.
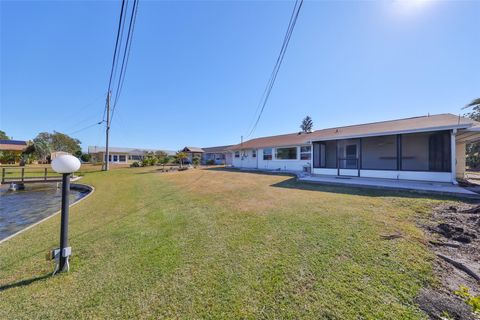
[88,146,175,165]
[0,140,28,164]
[180,147,204,164]
[50,151,70,160]
[228,114,480,183]
[201,145,233,165]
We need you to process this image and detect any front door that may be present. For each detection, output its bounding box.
[345,145,357,169]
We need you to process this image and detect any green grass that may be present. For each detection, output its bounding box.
[0,167,456,319]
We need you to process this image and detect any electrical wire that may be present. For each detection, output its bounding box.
[103,0,127,122]
[110,0,139,124]
[68,121,104,136]
[245,0,303,138]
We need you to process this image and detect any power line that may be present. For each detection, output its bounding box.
[110,0,139,124]
[68,121,104,136]
[245,0,304,138]
[103,0,127,122]
[103,0,140,171]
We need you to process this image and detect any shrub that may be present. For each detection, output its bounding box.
[192,156,201,168]
[206,159,215,165]
[130,161,141,167]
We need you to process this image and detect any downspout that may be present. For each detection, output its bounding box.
[451,129,458,185]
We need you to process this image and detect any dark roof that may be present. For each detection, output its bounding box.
[0,140,26,145]
[0,140,28,151]
[202,145,233,153]
[182,146,204,153]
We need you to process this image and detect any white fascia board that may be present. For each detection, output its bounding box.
[310,124,473,142]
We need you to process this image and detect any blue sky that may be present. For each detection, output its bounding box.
[1,0,479,151]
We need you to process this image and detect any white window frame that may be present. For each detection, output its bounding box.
[300,145,311,160]
[263,148,272,160]
[275,146,298,160]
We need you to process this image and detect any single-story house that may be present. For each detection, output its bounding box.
[180,147,204,164]
[0,140,28,164]
[88,146,175,165]
[0,139,27,152]
[201,145,233,165]
[228,113,480,183]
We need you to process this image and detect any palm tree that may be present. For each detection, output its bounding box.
[466,98,480,108]
[175,151,188,168]
[464,98,480,121]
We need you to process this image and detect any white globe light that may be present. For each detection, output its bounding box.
[51,155,81,174]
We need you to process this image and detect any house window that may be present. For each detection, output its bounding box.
[252,150,256,158]
[276,147,297,160]
[401,131,450,172]
[263,148,272,160]
[119,155,126,162]
[361,135,397,170]
[300,146,311,160]
[235,151,240,158]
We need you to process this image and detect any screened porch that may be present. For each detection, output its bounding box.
[312,130,452,179]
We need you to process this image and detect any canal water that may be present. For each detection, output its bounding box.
[0,183,89,241]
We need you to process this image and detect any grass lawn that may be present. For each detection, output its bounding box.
[0,167,455,319]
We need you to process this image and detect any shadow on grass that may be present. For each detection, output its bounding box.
[0,273,50,292]
[271,176,472,201]
[205,167,473,201]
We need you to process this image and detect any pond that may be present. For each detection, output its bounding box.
[0,183,90,241]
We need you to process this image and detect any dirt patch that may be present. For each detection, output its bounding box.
[417,202,480,319]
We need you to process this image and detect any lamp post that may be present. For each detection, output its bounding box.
[51,154,81,274]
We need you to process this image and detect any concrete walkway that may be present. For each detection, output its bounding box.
[298,174,479,198]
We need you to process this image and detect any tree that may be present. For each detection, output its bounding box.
[192,156,200,168]
[0,130,12,164]
[32,133,52,163]
[80,153,91,162]
[50,131,81,155]
[142,152,157,166]
[464,98,480,168]
[31,131,81,163]
[175,151,188,168]
[158,155,170,171]
[0,130,9,140]
[156,151,170,170]
[21,143,37,165]
[300,116,313,133]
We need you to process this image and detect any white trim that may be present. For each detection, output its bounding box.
[310,124,472,142]
[451,129,458,184]
[312,168,453,183]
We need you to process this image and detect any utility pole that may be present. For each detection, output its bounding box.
[104,91,111,171]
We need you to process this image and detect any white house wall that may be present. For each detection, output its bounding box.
[232,146,311,172]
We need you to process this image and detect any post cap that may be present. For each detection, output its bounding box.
[51,155,81,174]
